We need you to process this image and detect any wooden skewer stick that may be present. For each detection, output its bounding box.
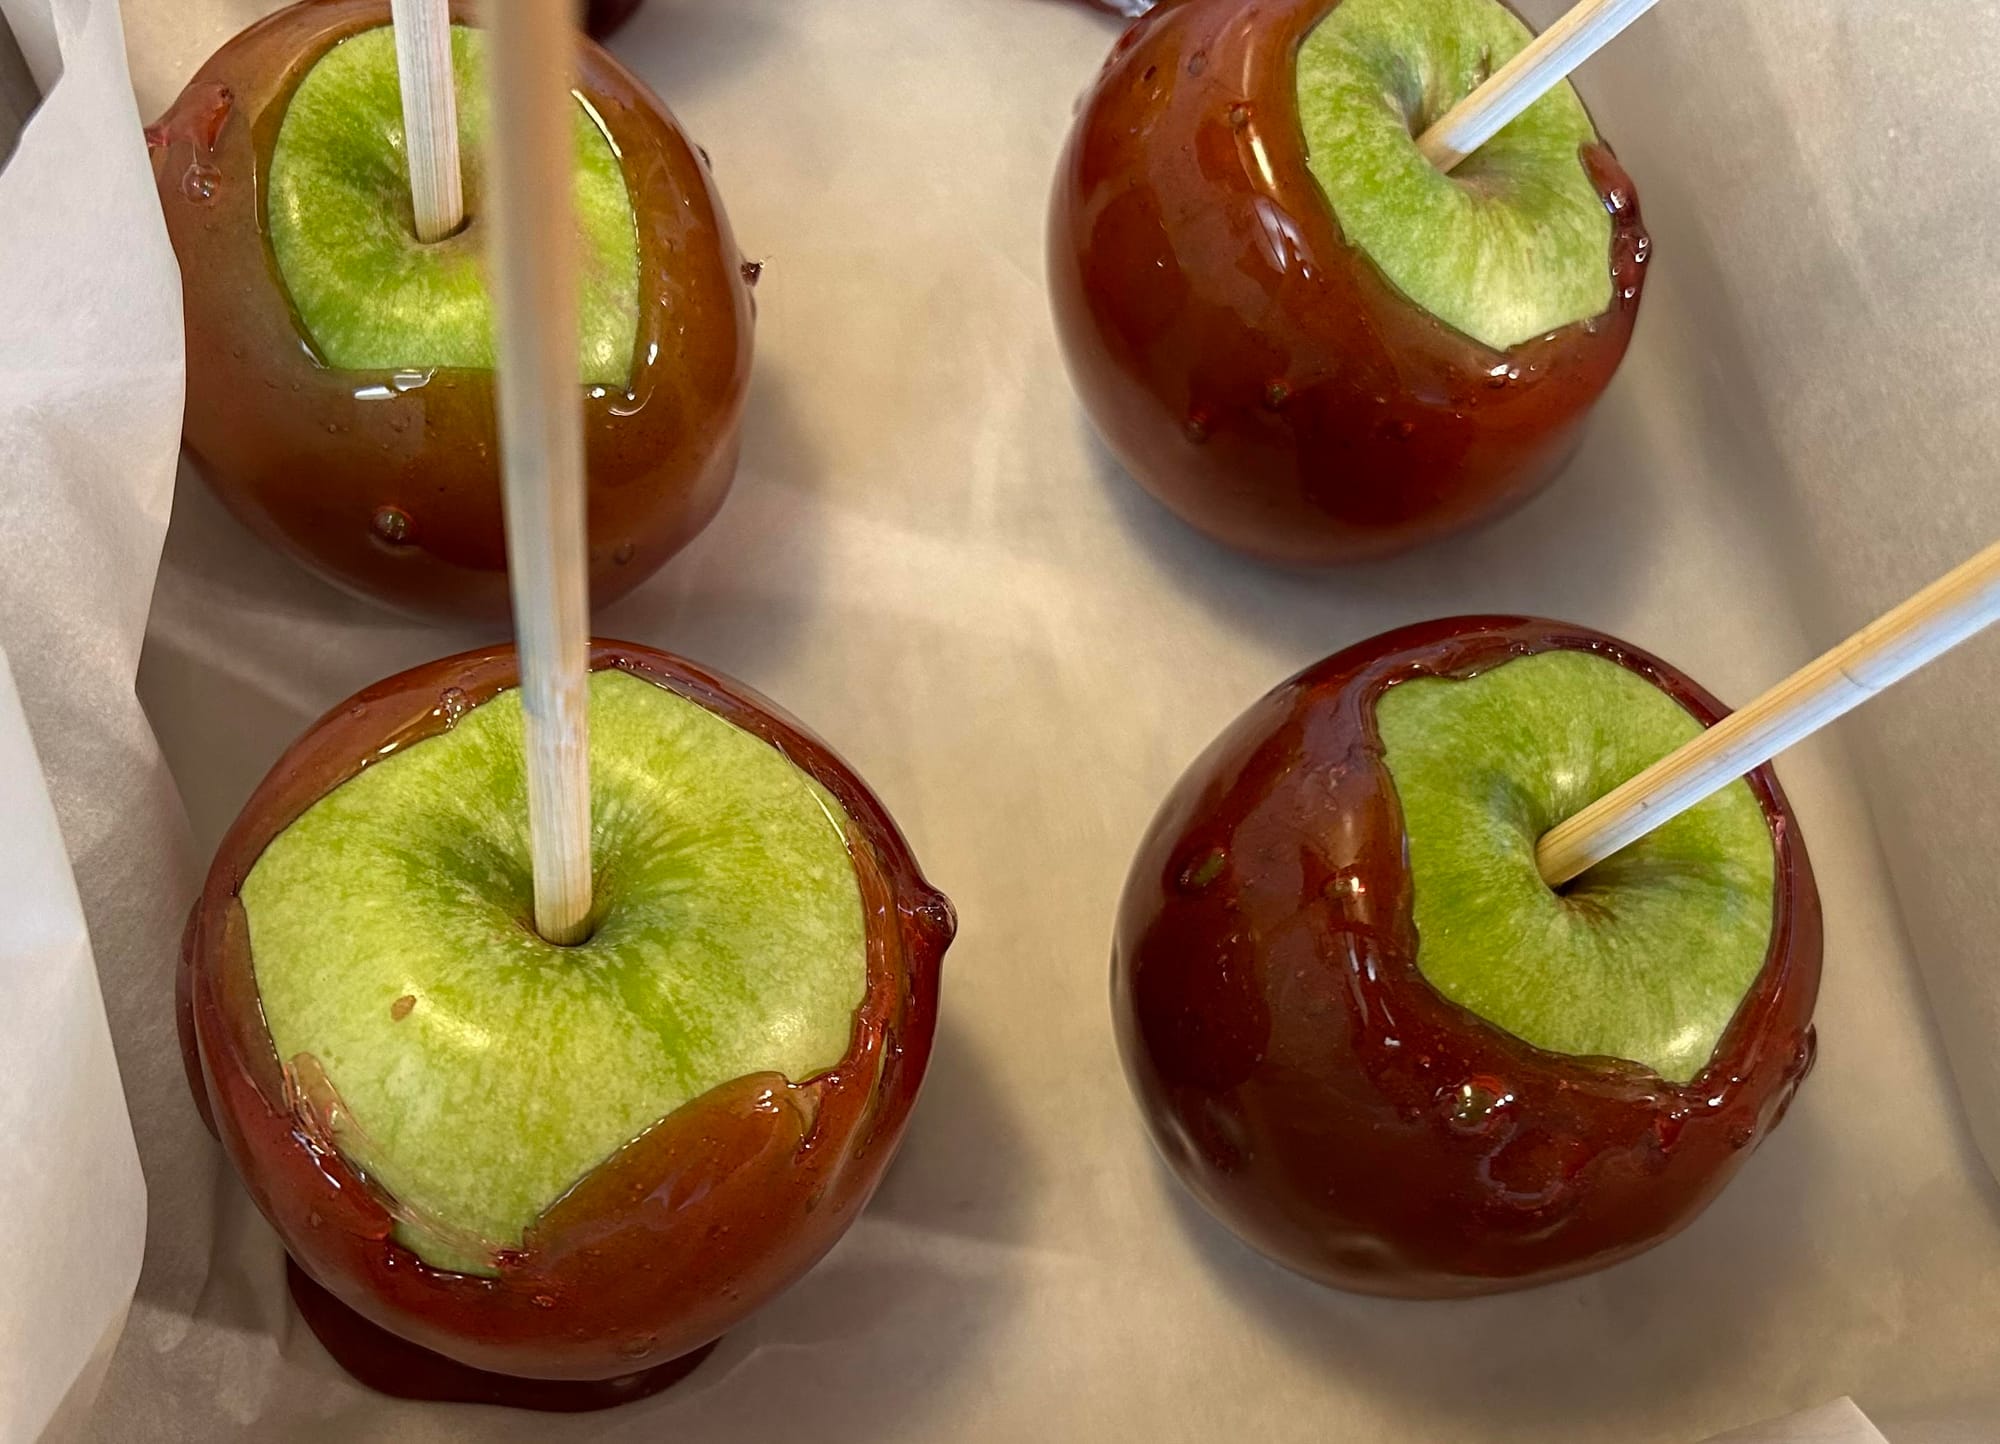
[1417,0,1662,173]
[1537,540,2000,888]
[486,0,593,945]
[390,0,464,241]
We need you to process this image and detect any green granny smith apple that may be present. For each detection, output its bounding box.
[241,670,867,1275]
[1377,651,1775,1080]
[1296,0,1612,350]
[266,23,640,382]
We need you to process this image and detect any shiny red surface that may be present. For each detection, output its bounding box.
[1048,0,1649,563]
[1112,617,1820,1296]
[147,0,755,620]
[180,642,953,1406]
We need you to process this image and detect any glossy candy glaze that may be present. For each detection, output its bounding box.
[1112,618,1819,1296]
[1049,0,1649,562]
[147,0,755,620]
[179,642,953,1407]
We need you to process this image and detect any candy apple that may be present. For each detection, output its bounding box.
[1112,617,1820,1296]
[1049,0,1649,562]
[178,642,952,1408]
[147,0,754,620]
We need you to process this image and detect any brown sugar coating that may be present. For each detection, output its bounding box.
[1048,0,1649,562]
[148,0,755,620]
[1113,617,1819,1296]
[179,642,953,1406]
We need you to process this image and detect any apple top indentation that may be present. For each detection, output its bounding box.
[1376,650,1776,1082]
[239,669,869,1274]
[265,24,641,385]
[1294,0,1615,351]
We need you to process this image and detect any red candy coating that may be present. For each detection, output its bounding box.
[180,642,953,1406]
[147,0,754,620]
[1048,0,1649,562]
[1113,617,1820,1296]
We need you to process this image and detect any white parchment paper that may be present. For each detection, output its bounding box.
[1702,1399,1889,1444]
[6,0,1999,1439]
[0,0,187,1435]
[0,653,146,1442]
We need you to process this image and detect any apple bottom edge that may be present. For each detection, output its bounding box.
[286,1259,720,1413]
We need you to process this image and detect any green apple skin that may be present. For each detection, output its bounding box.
[1113,617,1820,1297]
[179,643,952,1396]
[1378,651,1774,1081]
[242,668,867,1275]
[1296,0,1612,350]
[267,24,639,383]
[1047,0,1648,565]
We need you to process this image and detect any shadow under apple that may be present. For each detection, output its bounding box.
[614,1017,1029,1442]
[598,362,827,680]
[1147,1087,1824,1441]
[605,0,784,109]
[141,357,828,846]
[1078,379,1666,664]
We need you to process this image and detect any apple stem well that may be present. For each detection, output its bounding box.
[1537,537,2000,887]
[389,0,464,242]
[1416,0,1663,173]
[487,0,594,945]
